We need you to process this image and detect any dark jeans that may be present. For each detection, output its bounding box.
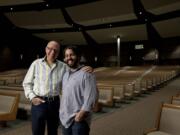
[62,121,90,135]
[31,97,60,135]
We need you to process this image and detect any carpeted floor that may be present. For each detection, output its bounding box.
[1,77,180,135]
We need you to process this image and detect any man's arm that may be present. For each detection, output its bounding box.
[75,73,97,122]
[22,62,37,101]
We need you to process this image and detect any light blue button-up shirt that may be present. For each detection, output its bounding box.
[60,67,97,128]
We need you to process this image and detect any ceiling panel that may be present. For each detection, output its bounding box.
[5,9,70,29]
[67,0,135,23]
[153,17,180,38]
[34,32,87,45]
[0,0,43,6]
[77,13,136,26]
[142,0,180,14]
[34,24,148,45]
[88,24,147,44]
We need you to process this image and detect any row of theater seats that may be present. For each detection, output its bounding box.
[0,69,27,85]
[0,69,31,127]
[94,66,180,108]
[144,93,180,135]
[0,66,180,110]
[0,66,179,127]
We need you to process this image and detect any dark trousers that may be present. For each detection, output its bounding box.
[31,97,60,135]
[62,121,90,135]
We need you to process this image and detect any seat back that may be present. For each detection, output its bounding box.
[0,92,20,121]
[171,96,180,105]
[98,85,114,106]
[0,96,15,113]
[158,104,180,135]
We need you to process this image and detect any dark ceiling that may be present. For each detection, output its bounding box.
[0,0,180,45]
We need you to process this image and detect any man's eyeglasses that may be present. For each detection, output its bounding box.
[46,47,59,53]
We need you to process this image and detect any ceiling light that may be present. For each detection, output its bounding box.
[139,11,142,15]
[117,36,120,44]
[10,7,13,11]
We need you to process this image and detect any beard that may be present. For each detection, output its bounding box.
[66,59,79,69]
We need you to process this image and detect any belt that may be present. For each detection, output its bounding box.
[38,95,59,102]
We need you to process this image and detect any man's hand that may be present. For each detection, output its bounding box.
[31,97,45,105]
[75,110,88,122]
[82,66,93,73]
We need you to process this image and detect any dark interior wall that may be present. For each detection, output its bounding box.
[0,46,13,71]
[0,37,180,71]
[132,37,180,65]
[159,38,180,65]
[12,41,46,68]
[76,37,180,67]
[0,12,48,71]
[73,42,133,67]
[56,37,180,68]
[0,36,46,71]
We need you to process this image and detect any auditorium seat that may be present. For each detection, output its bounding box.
[144,103,180,135]
[171,96,180,105]
[98,83,124,102]
[0,89,31,112]
[0,92,20,127]
[98,85,114,106]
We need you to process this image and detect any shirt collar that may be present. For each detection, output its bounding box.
[42,56,58,64]
[69,65,84,73]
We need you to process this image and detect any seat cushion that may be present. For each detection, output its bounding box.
[147,131,172,135]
